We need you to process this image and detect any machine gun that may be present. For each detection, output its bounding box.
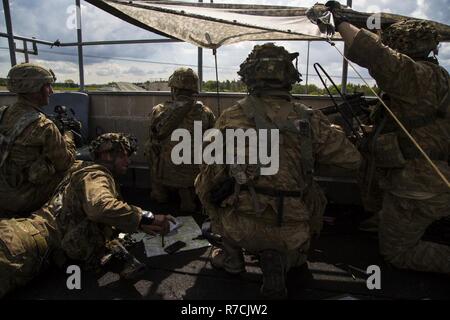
[49,105,84,147]
[313,63,373,141]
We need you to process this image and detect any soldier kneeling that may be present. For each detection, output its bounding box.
[0,133,174,298]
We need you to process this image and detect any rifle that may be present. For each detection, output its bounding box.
[48,105,84,147]
[102,239,146,280]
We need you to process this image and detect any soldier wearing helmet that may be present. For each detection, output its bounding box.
[195,43,360,299]
[0,63,76,217]
[308,2,450,274]
[146,67,215,213]
[0,133,174,298]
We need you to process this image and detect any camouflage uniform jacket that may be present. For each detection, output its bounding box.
[147,100,216,188]
[347,29,450,196]
[0,97,76,216]
[195,95,361,251]
[36,161,142,269]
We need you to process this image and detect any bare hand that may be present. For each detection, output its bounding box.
[140,214,176,236]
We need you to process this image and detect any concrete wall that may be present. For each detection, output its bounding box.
[0,91,345,166]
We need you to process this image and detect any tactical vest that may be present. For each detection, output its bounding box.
[237,96,314,185]
[0,105,42,168]
[236,96,314,226]
[156,101,208,141]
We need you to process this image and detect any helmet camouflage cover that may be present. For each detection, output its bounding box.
[238,43,301,91]
[382,19,439,59]
[7,63,56,93]
[168,67,199,93]
[89,133,138,159]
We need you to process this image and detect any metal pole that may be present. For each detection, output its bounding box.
[2,0,17,66]
[76,0,85,91]
[59,38,181,46]
[197,0,203,91]
[341,0,352,95]
[23,40,29,63]
[305,41,310,94]
[0,32,57,46]
[198,47,203,91]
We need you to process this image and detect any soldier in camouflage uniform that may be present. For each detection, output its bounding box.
[0,63,76,217]
[0,133,173,298]
[309,2,450,273]
[146,67,216,212]
[195,43,361,298]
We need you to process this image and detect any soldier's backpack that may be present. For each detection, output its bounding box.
[0,105,41,168]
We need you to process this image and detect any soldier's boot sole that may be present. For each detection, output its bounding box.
[259,250,288,300]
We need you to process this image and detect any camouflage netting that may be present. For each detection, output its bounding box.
[382,19,440,59]
[89,133,138,158]
[86,1,450,50]
[168,67,199,93]
[238,43,302,91]
[6,63,56,94]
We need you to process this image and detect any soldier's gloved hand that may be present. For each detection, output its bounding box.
[324,1,349,28]
[306,3,336,35]
[140,214,176,236]
[306,1,348,35]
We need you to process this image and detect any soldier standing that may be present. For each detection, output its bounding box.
[308,2,450,273]
[0,63,76,217]
[0,133,173,298]
[146,67,215,213]
[195,43,361,298]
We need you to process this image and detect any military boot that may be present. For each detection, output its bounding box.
[178,188,197,213]
[259,250,288,299]
[210,241,245,274]
[150,182,168,203]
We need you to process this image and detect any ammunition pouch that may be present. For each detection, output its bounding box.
[240,185,302,227]
[16,219,49,259]
[210,178,303,227]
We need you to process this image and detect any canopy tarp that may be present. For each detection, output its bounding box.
[85,0,450,49]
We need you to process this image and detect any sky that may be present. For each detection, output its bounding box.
[0,0,449,87]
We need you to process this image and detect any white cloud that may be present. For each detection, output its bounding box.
[0,0,448,86]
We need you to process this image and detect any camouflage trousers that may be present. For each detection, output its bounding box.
[379,192,450,274]
[211,212,310,271]
[0,217,50,298]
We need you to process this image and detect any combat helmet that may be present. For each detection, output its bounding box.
[7,63,56,94]
[238,43,301,92]
[89,133,138,159]
[382,19,439,59]
[168,67,199,93]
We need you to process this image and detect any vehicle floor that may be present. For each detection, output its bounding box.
[6,188,450,300]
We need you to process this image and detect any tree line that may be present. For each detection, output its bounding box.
[0,78,378,96]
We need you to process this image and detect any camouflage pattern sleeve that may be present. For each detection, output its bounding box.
[311,110,361,170]
[346,29,427,98]
[80,171,142,233]
[40,119,76,172]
